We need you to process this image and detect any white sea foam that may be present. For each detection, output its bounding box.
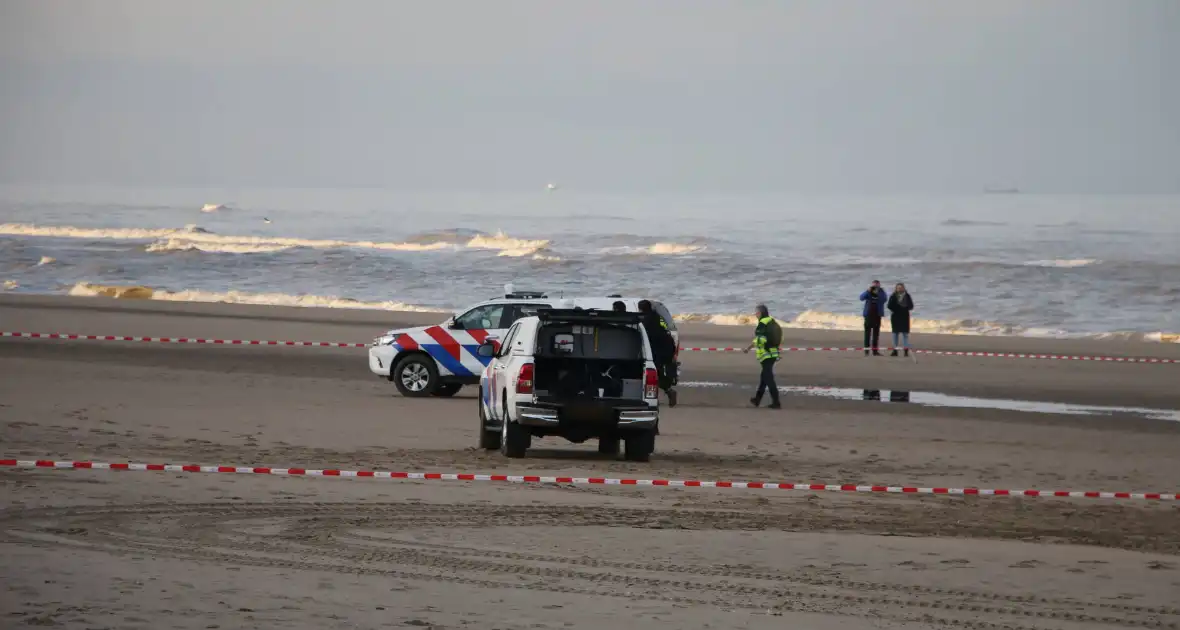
[58,281,1180,343]
[468,231,551,255]
[145,238,296,254]
[675,309,1179,343]
[37,256,56,266]
[0,223,210,240]
[201,203,228,213]
[0,223,540,255]
[674,313,760,326]
[600,242,706,256]
[3,280,17,290]
[679,310,1034,337]
[1023,259,1098,268]
[67,282,447,312]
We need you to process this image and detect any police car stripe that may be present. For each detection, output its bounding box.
[464,345,493,367]
[425,343,473,377]
[394,334,419,351]
[467,329,490,344]
[423,326,463,361]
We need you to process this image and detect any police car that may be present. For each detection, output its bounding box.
[368,285,680,397]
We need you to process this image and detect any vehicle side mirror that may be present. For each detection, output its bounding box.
[477,341,497,358]
[448,316,461,329]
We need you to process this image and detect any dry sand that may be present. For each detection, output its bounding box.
[2,295,1179,629]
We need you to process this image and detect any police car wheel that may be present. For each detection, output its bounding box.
[478,391,501,450]
[623,430,655,462]
[500,399,530,458]
[393,354,439,398]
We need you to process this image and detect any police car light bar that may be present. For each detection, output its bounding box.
[503,283,547,299]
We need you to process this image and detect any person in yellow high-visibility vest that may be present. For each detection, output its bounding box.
[742,304,781,408]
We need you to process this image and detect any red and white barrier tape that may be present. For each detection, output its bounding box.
[0,331,365,348]
[3,331,1176,364]
[3,459,1175,500]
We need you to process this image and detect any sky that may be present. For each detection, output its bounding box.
[0,0,1177,193]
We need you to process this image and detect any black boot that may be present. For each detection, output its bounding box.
[890,349,898,357]
[904,348,909,357]
[864,350,870,357]
[749,397,760,407]
[872,350,882,356]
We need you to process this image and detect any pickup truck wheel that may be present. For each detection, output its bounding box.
[597,438,620,456]
[433,383,463,397]
[478,390,501,450]
[392,354,438,398]
[623,430,655,462]
[500,406,530,459]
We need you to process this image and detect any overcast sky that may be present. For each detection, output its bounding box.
[1,0,1176,193]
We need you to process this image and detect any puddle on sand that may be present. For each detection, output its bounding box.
[679,382,1180,423]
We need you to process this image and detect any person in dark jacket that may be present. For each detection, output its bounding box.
[887,283,914,357]
[637,299,677,407]
[859,280,888,356]
[612,300,627,312]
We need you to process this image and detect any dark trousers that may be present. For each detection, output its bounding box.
[755,358,780,404]
[863,318,881,351]
[655,358,675,392]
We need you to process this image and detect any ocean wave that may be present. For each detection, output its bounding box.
[942,219,1007,227]
[600,242,706,256]
[1,223,546,255]
[3,280,18,290]
[677,309,1179,343]
[1023,259,1099,268]
[145,238,296,254]
[789,310,1029,336]
[467,231,551,254]
[674,313,760,326]
[37,256,56,266]
[66,282,447,312]
[404,228,487,245]
[56,282,1180,343]
[0,223,212,240]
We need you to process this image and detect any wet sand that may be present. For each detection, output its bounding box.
[2,295,1179,629]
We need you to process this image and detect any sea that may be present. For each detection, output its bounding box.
[1,185,1177,342]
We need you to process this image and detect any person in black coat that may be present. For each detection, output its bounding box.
[859,280,888,356]
[887,283,914,357]
[637,299,678,407]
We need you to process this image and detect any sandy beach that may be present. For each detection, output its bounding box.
[2,294,1179,629]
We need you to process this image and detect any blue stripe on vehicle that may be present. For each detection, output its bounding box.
[424,344,472,377]
[464,345,493,367]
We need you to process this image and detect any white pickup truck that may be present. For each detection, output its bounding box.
[475,309,662,462]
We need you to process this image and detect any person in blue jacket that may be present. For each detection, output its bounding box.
[860,280,888,356]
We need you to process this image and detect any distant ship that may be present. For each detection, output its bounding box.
[983,187,1020,194]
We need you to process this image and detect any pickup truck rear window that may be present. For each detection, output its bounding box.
[536,323,644,360]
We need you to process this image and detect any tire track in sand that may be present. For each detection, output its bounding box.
[2,502,1176,629]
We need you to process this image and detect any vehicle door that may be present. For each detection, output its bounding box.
[486,323,521,420]
[447,303,509,376]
